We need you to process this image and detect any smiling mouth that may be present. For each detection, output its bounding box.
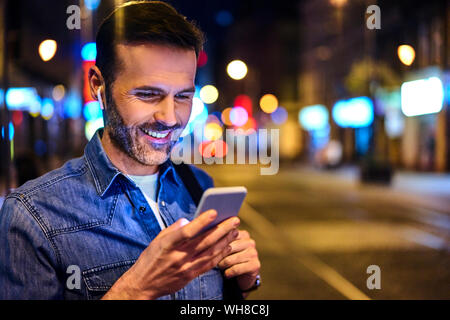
[139,127,173,144]
[140,127,170,138]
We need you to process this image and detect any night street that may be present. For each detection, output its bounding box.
[203,164,450,300]
[1,0,450,305]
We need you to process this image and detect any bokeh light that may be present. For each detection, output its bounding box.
[38,39,57,62]
[299,104,329,131]
[227,60,248,80]
[1,122,14,141]
[204,122,223,141]
[221,107,233,126]
[207,113,222,125]
[85,118,104,141]
[234,94,252,117]
[63,90,82,119]
[332,97,374,128]
[5,87,40,110]
[401,77,444,117]
[199,85,219,104]
[397,45,415,66]
[259,94,278,114]
[197,50,208,67]
[199,140,228,158]
[271,106,288,125]
[12,111,23,126]
[41,98,55,120]
[181,97,208,137]
[81,42,97,61]
[83,101,102,121]
[29,101,41,117]
[52,84,65,101]
[230,106,248,127]
[236,117,257,134]
[84,0,101,11]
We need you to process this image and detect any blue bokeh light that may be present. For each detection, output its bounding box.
[85,0,101,11]
[5,88,40,111]
[41,98,55,119]
[63,91,82,119]
[83,101,102,121]
[332,97,374,128]
[271,106,288,125]
[1,122,14,141]
[299,104,329,131]
[81,42,97,61]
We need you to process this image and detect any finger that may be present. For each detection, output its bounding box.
[165,210,217,247]
[224,259,261,279]
[189,233,235,275]
[226,238,256,256]
[190,217,240,253]
[218,246,257,270]
[236,230,251,240]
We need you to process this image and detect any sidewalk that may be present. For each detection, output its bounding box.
[319,165,450,214]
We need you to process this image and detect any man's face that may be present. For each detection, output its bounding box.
[104,44,197,166]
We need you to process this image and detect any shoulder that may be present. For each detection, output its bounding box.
[2,156,92,232]
[187,165,214,190]
[11,156,88,198]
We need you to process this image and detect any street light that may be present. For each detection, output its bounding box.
[397,45,415,66]
[227,60,248,80]
[38,39,57,62]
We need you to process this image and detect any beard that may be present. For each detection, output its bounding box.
[103,90,182,167]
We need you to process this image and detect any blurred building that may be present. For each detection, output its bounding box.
[297,0,449,172]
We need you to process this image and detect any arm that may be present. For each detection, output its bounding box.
[0,197,63,299]
[102,210,240,300]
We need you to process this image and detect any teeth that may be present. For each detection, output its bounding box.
[143,129,169,139]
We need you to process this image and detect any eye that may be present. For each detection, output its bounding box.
[175,93,193,100]
[135,91,159,99]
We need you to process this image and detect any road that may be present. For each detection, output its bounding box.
[201,164,450,300]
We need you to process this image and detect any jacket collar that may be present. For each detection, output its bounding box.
[84,129,181,197]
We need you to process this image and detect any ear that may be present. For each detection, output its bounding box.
[88,65,105,103]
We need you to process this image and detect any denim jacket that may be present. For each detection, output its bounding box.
[0,130,223,300]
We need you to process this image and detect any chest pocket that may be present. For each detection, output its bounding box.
[82,260,136,300]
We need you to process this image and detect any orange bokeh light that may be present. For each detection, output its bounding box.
[199,140,228,158]
[221,107,233,126]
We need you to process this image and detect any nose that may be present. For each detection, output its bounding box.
[154,96,178,128]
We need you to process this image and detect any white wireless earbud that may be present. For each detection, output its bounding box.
[97,87,104,110]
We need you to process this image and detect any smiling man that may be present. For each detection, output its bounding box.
[0,1,260,300]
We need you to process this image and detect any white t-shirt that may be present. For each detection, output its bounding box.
[127,172,166,230]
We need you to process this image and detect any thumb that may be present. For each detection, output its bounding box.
[170,218,190,230]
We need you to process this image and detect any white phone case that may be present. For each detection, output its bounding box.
[194,186,247,231]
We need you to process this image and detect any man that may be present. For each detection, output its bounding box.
[0,1,260,300]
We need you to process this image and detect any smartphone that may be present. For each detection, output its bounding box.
[194,186,247,232]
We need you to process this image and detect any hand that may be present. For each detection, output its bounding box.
[218,230,261,296]
[102,209,240,300]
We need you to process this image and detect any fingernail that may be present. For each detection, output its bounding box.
[232,230,239,238]
[179,218,189,227]
[209,210,217,218]
[233,218,240,226]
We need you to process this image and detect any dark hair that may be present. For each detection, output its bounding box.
[95,1,204,87]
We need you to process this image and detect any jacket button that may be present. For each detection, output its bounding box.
[161,201,166,207]
[139,206,146,213]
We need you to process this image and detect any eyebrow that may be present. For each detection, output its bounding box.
[131,86,196,95]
